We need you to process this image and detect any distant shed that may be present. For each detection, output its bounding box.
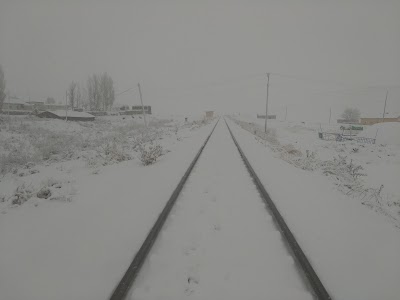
[205,111,214,119]
[38,110,95,121]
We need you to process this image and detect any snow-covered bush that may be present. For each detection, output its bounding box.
[0,145,35,174]
[138,143,163,165]
[232,118,278,145]
[90,139,132,166]
[37,187,51,199]
[32,133,82,161]
[282,144,302,156]
[10,183,34,205]
[321,155,365,179]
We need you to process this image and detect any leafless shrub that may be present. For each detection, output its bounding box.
[37,187,51,199]
[321,155,366,180]
[32,133,80,161]
[231,118,278,145]
[282,144,302,156]
[0,146,35,174]
[96,139,131,164]
[10,183,34,205]
[139,143,163,165]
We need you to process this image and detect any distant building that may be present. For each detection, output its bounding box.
[44,104,68,111]
[205,111,214,119]
[257,114,276,119]
[2,99,31,111]
[131,105,152,114]
[337,119,359,124]
[360,115,400,125]
[2,98,67,113]
[87,111,108,116]
[38,110,95,121]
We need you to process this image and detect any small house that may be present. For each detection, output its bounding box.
[257,114,276,119]
[2,99,31,111]
[360,115,400,125]
[205,111,214,119]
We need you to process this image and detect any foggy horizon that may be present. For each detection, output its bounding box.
[1,2,400,299]
[1,0,399,121]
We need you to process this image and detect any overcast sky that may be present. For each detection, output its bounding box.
[1,0,399,121]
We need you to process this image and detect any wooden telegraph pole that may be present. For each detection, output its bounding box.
[138,83,147,128]
[382,90,388,123]
[265,73,270,132]
[329,108,331,124]
[65,90,68,121]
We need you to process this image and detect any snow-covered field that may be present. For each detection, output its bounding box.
[1,113,399,300]
[0,114,210,208]
[231,114,400,228]
[226,118,400,300]
[0,114,215,300]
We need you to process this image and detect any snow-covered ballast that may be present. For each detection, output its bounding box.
[37,110,95,121]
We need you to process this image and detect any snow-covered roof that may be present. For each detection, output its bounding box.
[4,99,29,105]
[48,110,95,118]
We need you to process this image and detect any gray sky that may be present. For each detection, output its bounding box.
[1,0,399,121]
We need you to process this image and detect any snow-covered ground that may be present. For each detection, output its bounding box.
[1,113,399,300]
[226,118,400,300]
[231,114,400,228]
[131,121,312,300]
[0,114,215,300]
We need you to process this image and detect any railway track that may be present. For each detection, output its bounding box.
[110,118,332,300]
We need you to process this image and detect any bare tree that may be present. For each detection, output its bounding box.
[75,84,82,109]
[81,85,89,110]
[87,74,100,111]
[68,81,77,109]
[341,108,360,121]
[0,65,6,112]
[87,73,115,111]
[100,72,115,111]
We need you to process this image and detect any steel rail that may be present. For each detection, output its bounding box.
[109,118,220,300]
[224,118,332,300]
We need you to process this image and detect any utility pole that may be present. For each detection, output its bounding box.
[382,90,388,123]
[285,106,288,121]
[65,90,68,121]
[138,83,147,128]
[329,108,331,124]
[265,72,270,132]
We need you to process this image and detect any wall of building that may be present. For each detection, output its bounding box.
[360,118,400,125]
[3,102,68,112]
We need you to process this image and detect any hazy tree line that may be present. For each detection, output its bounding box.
[341,107,361,121]
[67,72,115,111]
[0,66,115,113]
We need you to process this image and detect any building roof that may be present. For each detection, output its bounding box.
[26,101,45,104]
[361,114,400,119]
[3,99,29,105]
[47,110,95,118]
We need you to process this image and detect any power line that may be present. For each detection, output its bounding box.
[138,72,265,94]
[270,72,355,86]
[115,87,136,97]
[270,72,400,89]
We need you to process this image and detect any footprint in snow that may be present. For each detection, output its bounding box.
[184,275,200,296]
